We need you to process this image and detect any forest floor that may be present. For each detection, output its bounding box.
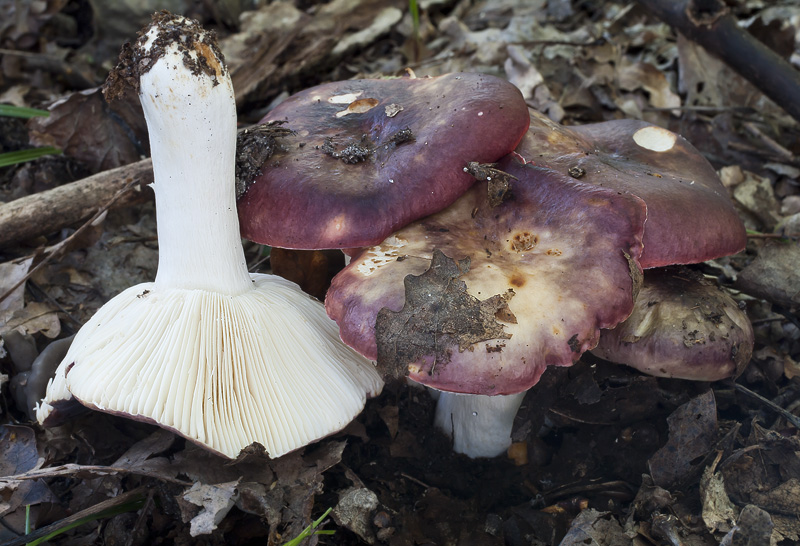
[1,0,800,544]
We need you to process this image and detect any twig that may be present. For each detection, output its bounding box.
[25,280,83,330]
[1,487,149,546]
[125,488,156,546]
[733,382,800,429]
[746,232,799,240]
[0,158,153,249]
[0,180,138,307]
[0,462,192,486]
[636,0,800,124]
[542,479,636,503]
[742,122,794,161]
[399,472,430,489]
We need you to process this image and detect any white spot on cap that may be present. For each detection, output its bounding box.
[322,214,347,240]
[633,126,677,152]
[328,91,364,104]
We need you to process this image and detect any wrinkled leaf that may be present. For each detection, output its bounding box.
[180,480,240,537]
[376,249,514,382]
[0,258,33,317]
[648,390,718,488]
[700,466,737,534]
[28,88,144,172]
[559,509,629,546]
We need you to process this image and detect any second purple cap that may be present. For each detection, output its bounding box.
[237,73,530,249]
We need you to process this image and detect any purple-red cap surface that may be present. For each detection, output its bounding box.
[592,267,754,381]
[237,73,530,249]
[516,111,746,268]
[326,157,647,395]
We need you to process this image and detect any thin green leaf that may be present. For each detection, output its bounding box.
[25,498,145,546]
[0,147,61,168]
[409,0,420,39]
[0,105,50,119]
[282,507,335,546]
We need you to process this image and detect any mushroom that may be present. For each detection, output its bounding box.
[325,112,750,458]
[432,392,526,459]
[10,335,74,420]
[235,72,530,250]
[326,158,648,457]
[592,267,753,381]
[36,12,383,459]
[515,110,746,268]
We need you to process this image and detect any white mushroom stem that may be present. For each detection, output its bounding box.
[36,14,383,459]
[141,26,251,294]
[433,390,526,458]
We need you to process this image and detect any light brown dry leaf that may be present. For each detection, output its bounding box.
[333,487,380,544]
[180,480,240,537]
[616,60,681,112]
[700,467,736,534]
[1,302,61,339]
[0,258,33,317]
[732,170,782,230]
[678,34,786,119]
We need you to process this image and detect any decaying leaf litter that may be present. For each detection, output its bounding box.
[1,0,800,544]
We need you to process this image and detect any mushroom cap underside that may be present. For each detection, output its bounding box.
[40,275,383,459]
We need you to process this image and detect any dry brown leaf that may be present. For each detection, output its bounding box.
[180,480,240,537]
[28,88,143,173]
[1,302,61,339]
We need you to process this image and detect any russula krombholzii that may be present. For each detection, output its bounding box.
[326,112,751,458]
[592,267,753,381]
[516,110,747,268]
[36,12,383,459]
[326,159,648,457]
[235,72,530,250]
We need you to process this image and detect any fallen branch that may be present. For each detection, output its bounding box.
[0,463,191,486]
[0,179,139,306]
[0,158,153,249]
[637,0,800,124]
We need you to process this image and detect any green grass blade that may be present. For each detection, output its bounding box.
[25,498,145,546]
[409,0,420,38]
[0,105,50,119]
[282,507,335,546]
[0,147,61,167]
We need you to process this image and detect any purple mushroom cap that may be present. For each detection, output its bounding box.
[237,73,530,249]
[326,156,647,395]
[516,111,746,268]
[592,267,753,380]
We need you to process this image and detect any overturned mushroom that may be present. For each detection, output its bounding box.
[236,72,530,250]
[36,13,383,459]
